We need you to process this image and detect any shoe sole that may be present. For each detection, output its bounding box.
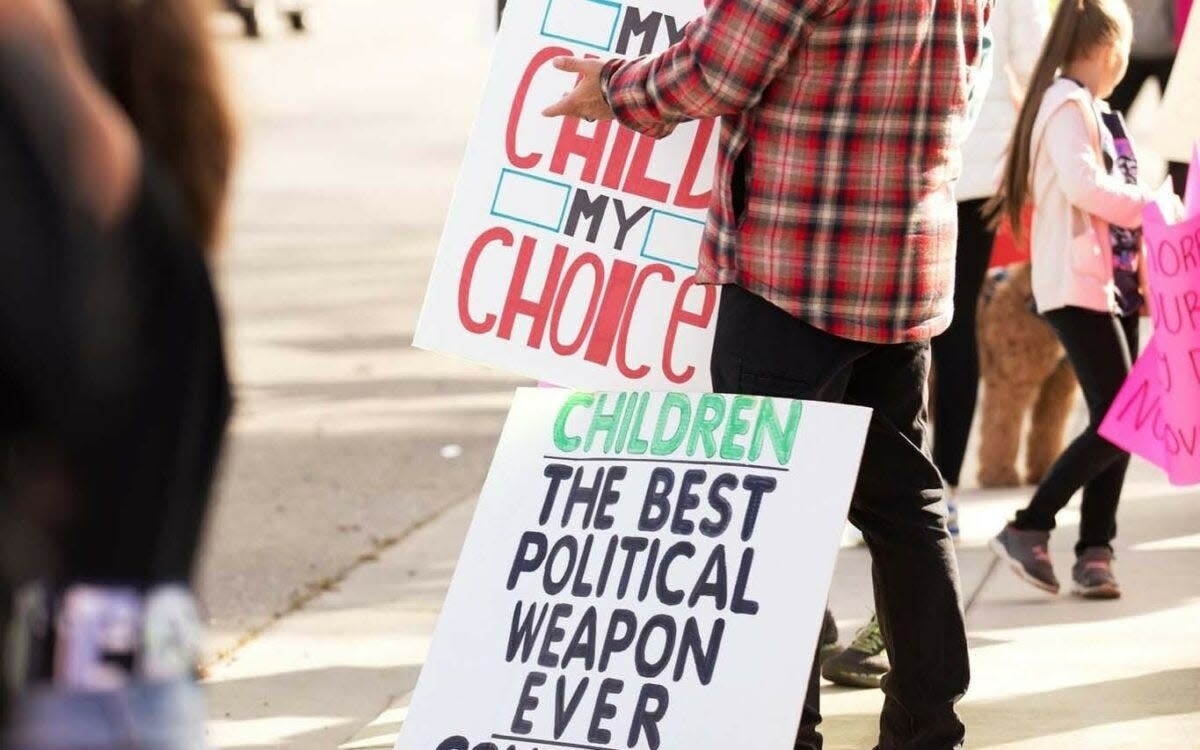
[1072,583,1121,600]
[821,668,884,689]
[988,537,1060,595]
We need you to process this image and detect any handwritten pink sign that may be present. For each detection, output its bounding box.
[1100,147,1200,485]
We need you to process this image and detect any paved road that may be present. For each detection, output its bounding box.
[197,0,522,659]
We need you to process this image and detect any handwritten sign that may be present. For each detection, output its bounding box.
[415,0,719,390]
[395,389,871,750]
[1100,149,1200,485]
[1154,11,1200,163]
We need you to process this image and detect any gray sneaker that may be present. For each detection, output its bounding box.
[821,615,888,688]
[1072,547,1121,599]
[990,524,1060,594]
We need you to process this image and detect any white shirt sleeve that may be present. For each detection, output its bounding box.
[1042,101,1153,228]
[1008,0,1050,88]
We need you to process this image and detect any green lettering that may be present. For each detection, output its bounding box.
[585,392,628,453]
[719,395,755,460]
[749,398,803,465]
[651,393,692,456]
[687,394,727,458]
[554,392,595,452]
[627,393,651,455]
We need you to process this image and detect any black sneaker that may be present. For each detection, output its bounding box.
[818,609,841,664]
[821,615,887,688]
[1072,547,1121,599]
[989,524,1060,595]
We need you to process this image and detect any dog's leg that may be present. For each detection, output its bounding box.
[977,374,1039,487]
[1025,359,1079,484]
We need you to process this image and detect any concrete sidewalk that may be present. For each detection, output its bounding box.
[203,454,1200,749]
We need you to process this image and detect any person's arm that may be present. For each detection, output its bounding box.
[1043,101,1153,228]
[0,0,139,228]
[1008,0,1050,89]
[544,0,827,133]
[602,0,824,132]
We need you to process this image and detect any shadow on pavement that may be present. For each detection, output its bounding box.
[820,667,1200,748]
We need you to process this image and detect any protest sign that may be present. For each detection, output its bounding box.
[1155,11,1200,163]
[395,389,871,750]
[1100,149,1200,485]
[415,0,719,390]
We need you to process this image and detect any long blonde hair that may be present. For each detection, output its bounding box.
[987,0,1131,234]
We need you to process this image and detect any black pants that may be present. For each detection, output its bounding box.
[1108,55,1189,198]
[713,285,969,750]
[931,199,994,487]
[1013,307,1139,556]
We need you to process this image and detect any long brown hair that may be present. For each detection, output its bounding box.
[987,0,1131,234]
[71,0,237,254]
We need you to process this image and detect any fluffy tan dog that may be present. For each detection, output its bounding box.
[976,263,1078,487]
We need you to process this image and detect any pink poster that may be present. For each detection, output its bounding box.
[1099,147,1200,485]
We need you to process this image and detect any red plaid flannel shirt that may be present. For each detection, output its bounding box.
[601,0,990,343]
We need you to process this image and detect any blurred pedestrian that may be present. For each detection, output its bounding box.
[0,0,234,745]
[932,0,1051,533]
[1108,0,1191,196]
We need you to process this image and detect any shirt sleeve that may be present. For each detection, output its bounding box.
[1043,100,1153,229]
[1008,0,1050,88]
[600,0,824,134]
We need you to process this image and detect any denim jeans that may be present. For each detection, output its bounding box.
[2,680,206,750]
[711,284,969,750]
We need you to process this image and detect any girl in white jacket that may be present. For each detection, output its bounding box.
[988,0,1158,600]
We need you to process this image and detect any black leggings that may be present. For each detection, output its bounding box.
[1013,307,1139,555]
[930,198,994,487]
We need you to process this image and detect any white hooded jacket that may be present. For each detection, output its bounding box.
[1028,78,1155,314]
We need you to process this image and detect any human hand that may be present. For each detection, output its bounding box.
[1165,193,1186,222]
[541,56,677,138]
[541,57,616,122]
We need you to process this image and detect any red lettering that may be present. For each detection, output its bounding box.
[458,231,715,383]
[664,279,717,384]
[498,239,568,347]
[674,119,716,209]
[550,253,605,355]
[623,135,671,203]
[616,264,675,379]
[458,227,512,334]
[506,47,570,170]
[602,127,637,190]
[550,118,615,183]
[584,260,638,366]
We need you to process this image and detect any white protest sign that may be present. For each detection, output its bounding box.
[395,389,871,750]
[415,0,718,390]
[1155,11,1200,163]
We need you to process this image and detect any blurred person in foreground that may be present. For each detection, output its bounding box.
[0,0,234,746]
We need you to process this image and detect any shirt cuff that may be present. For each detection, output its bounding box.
[599,58,624,109]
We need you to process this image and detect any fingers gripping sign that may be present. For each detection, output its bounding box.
[541,56,615,123]
[542,56,676,138]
